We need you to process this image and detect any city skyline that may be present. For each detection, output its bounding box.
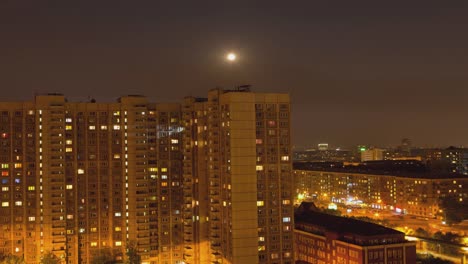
[1,1,467,148]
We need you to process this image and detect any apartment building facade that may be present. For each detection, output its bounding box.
[0,88,293,264]
[294,169,467,218]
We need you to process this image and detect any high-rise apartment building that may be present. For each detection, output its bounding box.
[0,88,294,264]
[181,88,294,264]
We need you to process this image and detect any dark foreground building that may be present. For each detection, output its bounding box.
[294,202,416,264]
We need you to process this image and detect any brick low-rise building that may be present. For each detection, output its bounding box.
[295,202,416,264]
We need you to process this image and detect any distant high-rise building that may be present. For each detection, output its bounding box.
[0,89,294,264]
[361,148,384,162]
[317,143,328,151]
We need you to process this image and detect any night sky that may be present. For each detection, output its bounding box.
[1,1,467,148]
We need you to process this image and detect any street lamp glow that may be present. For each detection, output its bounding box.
[226,53,236,61]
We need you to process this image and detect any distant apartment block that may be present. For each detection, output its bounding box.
[293,165,467,218]
[361,148,384,162]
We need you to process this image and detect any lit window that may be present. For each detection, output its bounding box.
[161,175,167,180]
[15,201,22,206]
[66,140,72,145]
[66,185,73,190]
[1,133,8,139]
[161,182,168,187]
[113,154,120,159]
[149,168,158,172]
[1,187,8,191]
[257,201,264,206]
[1,164,8,169]
[115,226,121,231]
[113,111,120,116]
[14,163,22,169]
[28,186,35,191]
[282,200,291,205]
[89,125,96,130]
[282,217,291,223]
[90,242,97,247]
[65,125,72,130]
[1,171,8,176]
[171,139,179,144]
[115,241,122,246]
[90,227,97,232]
[258,245,265,251]
[281,156,289,161]
[65,118,72,123]
[77,169,84,174]
[161,168,167,172]
[115,212,121,217]
[2,202,9,207]
[65,148,73,152]
[113,125,120,130]
[256,139,263,144]
[79,228,85,233]
[259,236,265,242]
[100,125,107,130]
[67,215,73,219]
[28,217,35,222]
[256,165,263,171]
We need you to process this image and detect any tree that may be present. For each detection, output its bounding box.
[91,249,115,264]
[125,241,141,264]
[414,227,430,238]
[0,255,25,264]
[40,252,61,264]
[439,196,468,224]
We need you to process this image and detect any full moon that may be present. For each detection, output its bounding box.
[226,53,236,61]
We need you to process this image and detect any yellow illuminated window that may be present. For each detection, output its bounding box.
[1,202,9,207]
[88,125,96,130]
[77,169,84,174]
[161,168,167,172]
[65,147,73,152]
[66,185,73,190]
[90,242,97,247]
[257,201,264,206]
[115,226,121,231]
[66,140,72,145]
[65,125,72,130]
[1,164,8,169]
[100,125,107,130]
[161,182,168,187]
[28,186,35,191]
[256,165,263,171]
[115,241,122,246]
[113,125,120,130]
[113,111,120,116]
[149,167,158,172]
[14,163,22,168]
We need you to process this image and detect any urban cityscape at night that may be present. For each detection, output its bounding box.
[1,1,467,264]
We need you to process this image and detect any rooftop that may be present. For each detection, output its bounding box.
[295,202,403,237]
[293,161,466,179]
